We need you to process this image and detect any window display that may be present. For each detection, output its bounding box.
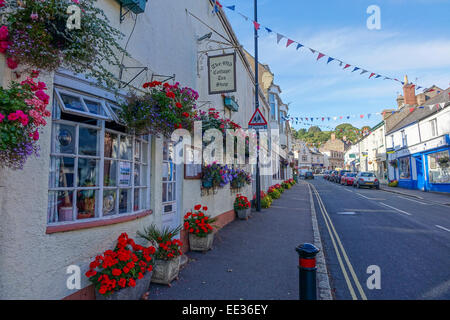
[398,157,410,179]
[47,88,151,224]
[428,150,450,184]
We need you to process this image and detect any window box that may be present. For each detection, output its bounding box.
[224,96,239,112]
[116,0,148,14]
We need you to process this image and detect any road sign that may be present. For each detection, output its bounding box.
[248,108,268,129]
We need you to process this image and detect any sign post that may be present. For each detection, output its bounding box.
[253,0,261,212]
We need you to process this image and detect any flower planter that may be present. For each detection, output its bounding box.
[202,179,213,189]
[151,256,181,285]
[95,271,152,300]
[236,208,251,220]
[189,232,214,252]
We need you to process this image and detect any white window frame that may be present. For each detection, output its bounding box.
[54,87,112,121]
[430,118,438,137]
[48,88,152,225]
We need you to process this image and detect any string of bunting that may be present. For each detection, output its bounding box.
[281,101,448,125]
[213,1,428,89]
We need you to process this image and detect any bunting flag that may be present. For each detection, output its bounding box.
[219,2,428,88]
[276,33,284,44]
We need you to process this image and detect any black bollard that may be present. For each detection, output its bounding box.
[295,243,320,300]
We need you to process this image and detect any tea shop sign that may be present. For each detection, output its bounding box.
[208,52,237,95]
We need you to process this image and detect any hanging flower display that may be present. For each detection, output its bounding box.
[0,0,127,87]
[119,81,198,137]
[0,70,50,170]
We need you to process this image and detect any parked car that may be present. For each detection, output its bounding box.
[329,171,338,182]
[305,171,314,179]
[341,172,357,186]
[336,170,351,183]
[323,171,330,180]
[354,172,380,189]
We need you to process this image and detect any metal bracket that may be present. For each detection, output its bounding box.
[120,3,140,23]
[118,66,148,89]
[151,73,176,84]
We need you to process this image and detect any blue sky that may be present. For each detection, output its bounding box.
[221,0,450,130]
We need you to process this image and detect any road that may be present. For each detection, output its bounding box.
[306,176,450,300]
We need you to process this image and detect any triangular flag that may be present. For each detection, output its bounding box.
[265,27,272,33]
[327,57,334,64]
[343,64,351,70]
[309,48,316,54]
[361,70,368,75]
[369,73,375,78]
[286,39,294,48]
[276,33,284,44]
[226,5,235,11]
[253,21,260,30]
[409,107,415,113]
[296,43,303,50]
[375,75,381,79]
[239,13,249,21]
[352,67,360,72]
[317,53,325,61]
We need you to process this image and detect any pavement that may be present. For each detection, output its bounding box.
[380,184,450,205]
[308,177,450,300]
[149,182,317,300]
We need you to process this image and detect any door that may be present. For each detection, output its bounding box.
[161,139,181,238]
[415,156,425,191]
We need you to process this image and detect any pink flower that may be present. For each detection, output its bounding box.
[0,113,4,123]
[0,0,5,8]
[6,57,18,70]
[0,26,8,40]
[37,82,47,90]
[30,13,39,21]
[7,112,19,121]
[0,40,9,53]
[35,90,50,105]
[33,130,39,141]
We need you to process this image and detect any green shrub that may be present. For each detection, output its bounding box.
[261,195,273,208]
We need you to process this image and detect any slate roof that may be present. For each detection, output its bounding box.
[387,87,450,134]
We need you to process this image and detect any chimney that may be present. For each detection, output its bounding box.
[403,75,417,106]
[343,135,347,141]
[331,133,336,140]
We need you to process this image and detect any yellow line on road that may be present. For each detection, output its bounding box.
[310,183,368,300]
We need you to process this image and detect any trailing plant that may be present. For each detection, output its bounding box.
[234,194,251,211]
[85,233,156,297]
[0,70,50,170]
[137,224,183,261]
[229,167,252,189]
[437,156,449,168]
[184,204,217,238]
[0,0,127,87]
[389,160,398,168]
[119,81,198,137]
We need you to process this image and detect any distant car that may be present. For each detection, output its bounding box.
[354,172,380,189]
[305,171,314,179]
[323,171,330,180]
[341,172,357,186]
[329,171,338,182]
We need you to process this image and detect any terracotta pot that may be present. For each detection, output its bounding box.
[95,271,152,300]
[151,256,181,285]
[189,232,214,252]
[236,208,251,220]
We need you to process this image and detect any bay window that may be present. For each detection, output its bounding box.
[47,87,151,225]
[427,150,450,184]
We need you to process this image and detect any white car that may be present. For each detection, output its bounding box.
[354,172,380,189]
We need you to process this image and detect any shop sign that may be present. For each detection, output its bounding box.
[208,53,237,95]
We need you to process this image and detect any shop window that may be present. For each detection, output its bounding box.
[398,157,411,179]
[427,150,450,184]
[48,88,151,224]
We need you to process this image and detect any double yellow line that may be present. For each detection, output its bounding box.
[309,182,368,300]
